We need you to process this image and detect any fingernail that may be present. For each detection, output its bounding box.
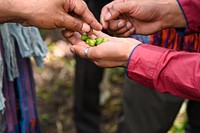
[82,23,90,33]
[105,13,111,21]
[118,21,125,28]
[130,28,135,34]
[126,22,132,29]
[70,47,75,54]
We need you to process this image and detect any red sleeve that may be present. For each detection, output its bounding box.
[127,44,200,101]
[177,0,200,33]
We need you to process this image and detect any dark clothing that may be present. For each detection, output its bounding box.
[186,101,200,133]
[122,76,200,133]
[0,34,40,133]
[73,1,111,133]
[74,56,103,133]
[122,76,183,133]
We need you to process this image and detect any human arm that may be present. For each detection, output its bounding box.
[127,44,200,101]
[0,0,102,33]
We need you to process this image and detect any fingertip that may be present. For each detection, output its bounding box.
[126,22,133,29]
[105,12,112,21]
[98,25,103,31]
[91,21,103,31]
[82,23,91,33]
[118,21,126,28]
[62,29,74,38]
[130,27,136,34]
[85,28,93,36]
[70,47,75,54]
[102,22,108,30]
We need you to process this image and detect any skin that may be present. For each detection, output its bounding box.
[100,0,186,35]
[63,0,188,68]
[0,0,102,34]
[62,30,141,67]
[106,19,134,37]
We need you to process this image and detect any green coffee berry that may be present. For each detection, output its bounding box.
[81,34,108,47]
[95,38,104,45]
[86,38,96,47]
[81,34,89,41]
[102,38,108,42]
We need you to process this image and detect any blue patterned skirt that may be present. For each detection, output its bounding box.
[0,34,41,133]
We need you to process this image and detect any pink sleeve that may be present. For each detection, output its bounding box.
[177,0,200,33]
[127,44,200,101]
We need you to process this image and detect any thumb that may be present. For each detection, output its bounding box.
[59,13,91,33]
[93,30,110,38]
[104,1,135,21]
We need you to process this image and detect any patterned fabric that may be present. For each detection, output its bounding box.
[132,28,200,52]
[0,35,40,133]
[0,23,47,112]
[150,28,200,52]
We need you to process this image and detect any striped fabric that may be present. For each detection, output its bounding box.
[0,35,40,132]
[150,28,200,52]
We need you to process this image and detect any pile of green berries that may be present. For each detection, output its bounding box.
[81,34,108,47]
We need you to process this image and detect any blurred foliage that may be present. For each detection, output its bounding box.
[109,67,125,84]
[168,102,188,133]
[39,29,51,37]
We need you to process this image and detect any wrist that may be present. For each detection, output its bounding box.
[124,42,141,67]
[160,0,186,30]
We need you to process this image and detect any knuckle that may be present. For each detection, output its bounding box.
[72,20,82,31]
[55,14,65,28]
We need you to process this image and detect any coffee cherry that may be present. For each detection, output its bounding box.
[81,34,89,41]
[95,38,104,45]
[81,35,108,47]
[86,38,96,47]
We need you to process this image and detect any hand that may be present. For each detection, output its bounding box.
[101,0,186,35]
[62,30,141,67]
[1,0,102,33]
[107,19,134,37]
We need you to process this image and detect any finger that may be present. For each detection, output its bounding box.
[107,27,127,36]
[62,30,85,46]
[58,13,92,34]
[100,1,117,29]
[115,28,135,37]
[100,0,125,28]
[108,19,126,31]
[71,44,98,60]
[71,0,102,31]
[61,29,74,38]
[107,21,134,36]
[93,30,110,38]
[70,45,89,58]
[104,1,134,21]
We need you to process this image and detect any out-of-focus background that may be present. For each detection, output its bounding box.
[32,30,187,133]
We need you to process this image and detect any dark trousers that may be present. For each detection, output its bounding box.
[73,56,104,133]
[121,76,200,133]
[186,100,200,133]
